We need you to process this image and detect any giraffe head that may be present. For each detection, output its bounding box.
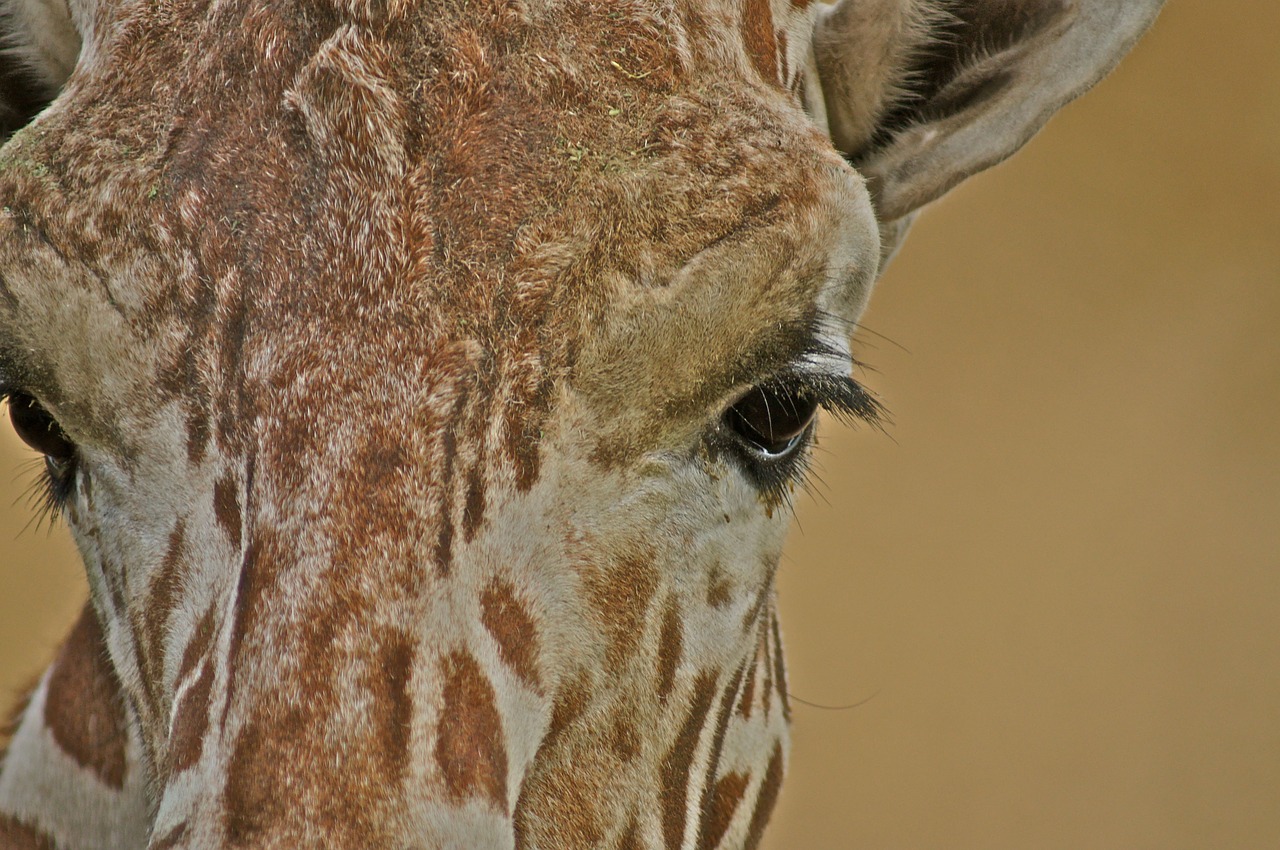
[0,1,1160,847]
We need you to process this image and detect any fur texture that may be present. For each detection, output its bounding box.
[0,1,1161,848]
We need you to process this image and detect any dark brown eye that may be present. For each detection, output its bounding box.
[724,383,819,456]
[7,392,76,467]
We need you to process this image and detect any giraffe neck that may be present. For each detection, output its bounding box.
[1,598,792,849]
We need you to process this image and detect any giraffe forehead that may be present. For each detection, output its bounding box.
[1,0,858,454]
[0,0,854,557]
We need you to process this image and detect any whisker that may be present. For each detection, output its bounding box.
[787,689,881,712]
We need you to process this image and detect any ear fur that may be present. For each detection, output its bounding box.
[811,0,1163,243]
[0,0,79,138]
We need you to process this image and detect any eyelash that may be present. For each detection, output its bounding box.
[1,389,79,528]
[719,367,885,506]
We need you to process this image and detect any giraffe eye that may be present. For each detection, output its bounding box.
[6,392,76,470]
[715,368,882,500]
[724,383,819,457]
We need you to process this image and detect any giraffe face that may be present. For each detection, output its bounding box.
[0,0,877,841]
[0,0,1164,845]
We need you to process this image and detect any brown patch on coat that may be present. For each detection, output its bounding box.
[431,388,467,578]
[514,754,607,850]
[697,772,749,850]
[512,672,610,849]
[417,46,534,270]
[436,650,508,809]
[542,671,590,753]
[706,563,732,608]
[738,640,760,720]
[222,688,400,845]
[168,655,213,775]
[187,403,213,467]
[0,814,57,850]
[743,742,785,850]
[656,600,683,703]
[608,714,639,763]
[583,551,660,669]
[742,0,780,85]
[462,461,487,541]
[221,597,415,842]
[741,582,768,633]
[506,374,554,492]
[330,428,420,582]
[177,602,217,684]
[368,630,414,778]
[617,817,643,850]
[771,615,790,720]
[213,473,242,545]
[223,527,289,724]
[44,606,128,789]
[660,672,717,850]
[150,822,189,850]
[697,662,749,843]
[222,717,283,845]
[759,624,773,718]
[480,577,543,689]
[143,520,188,685]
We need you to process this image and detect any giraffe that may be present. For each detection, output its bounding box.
[0,0,1162,847]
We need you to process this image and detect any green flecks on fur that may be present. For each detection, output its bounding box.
[0,127,52,180]
[0,153,49,180]
[610,46,653,80]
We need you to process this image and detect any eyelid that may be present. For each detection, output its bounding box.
[772,329,883,427]
[796,337,854,377]
[713,349,884,507]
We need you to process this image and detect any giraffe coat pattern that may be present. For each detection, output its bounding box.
[0,0,1162,847]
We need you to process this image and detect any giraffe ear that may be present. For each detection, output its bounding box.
[809,0,1163,227]
[0,0,80,138]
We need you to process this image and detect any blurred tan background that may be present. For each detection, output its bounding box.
[1,2,1276,847]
